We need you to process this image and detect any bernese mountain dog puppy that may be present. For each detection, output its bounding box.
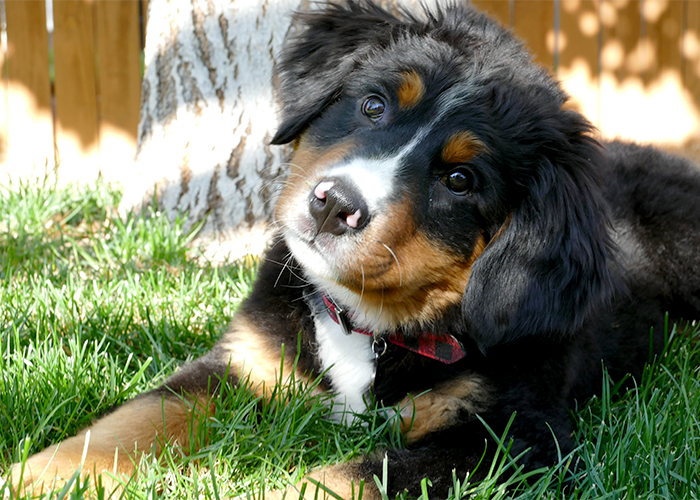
[10,1,700,498]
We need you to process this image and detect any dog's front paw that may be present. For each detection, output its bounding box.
[255,463,378,500]
[9,431,135,497]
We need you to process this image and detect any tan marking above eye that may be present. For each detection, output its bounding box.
[398,70,424,109]
[441,131,486,164]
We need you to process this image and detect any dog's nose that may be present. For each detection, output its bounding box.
[309,178,370,235]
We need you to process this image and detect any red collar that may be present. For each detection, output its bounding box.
[321,294,467,364]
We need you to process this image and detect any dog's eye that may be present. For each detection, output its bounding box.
[442,169,474,195]
[361,95,386,122]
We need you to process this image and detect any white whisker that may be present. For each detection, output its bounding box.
[359,263,366,309]
[381,242,402,287]
[273,252,296,288]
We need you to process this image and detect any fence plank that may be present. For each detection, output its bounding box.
[602,0,642,80]
[0,25,6,167]
[53,0,100,181]
[471,0,512,28]
[96,0,141,182]
[558,0,601,129]
[646,0,697,144]
[598,0,642,141]
[3,0,55,177]
[142,0,150,46]
[683,0,700,146]
[512,0,555,67]
[644,0,682,85]
[600,0,696,144]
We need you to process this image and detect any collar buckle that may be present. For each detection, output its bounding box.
[327,296,353,335]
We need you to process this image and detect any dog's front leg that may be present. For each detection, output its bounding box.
[263,461,379,500]
[9,302,316,496]
[262,444,488,500]
[9,388,213,495]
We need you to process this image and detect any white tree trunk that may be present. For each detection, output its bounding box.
[128,0,302,258]
[129,0,433,259]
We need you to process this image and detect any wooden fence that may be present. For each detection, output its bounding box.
[1,0,699,183]
[0,0,146,182]
[473,0,700,159]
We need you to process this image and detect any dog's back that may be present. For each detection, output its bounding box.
[592,141,700,381]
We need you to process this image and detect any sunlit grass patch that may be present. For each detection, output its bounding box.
[1,178,698,499]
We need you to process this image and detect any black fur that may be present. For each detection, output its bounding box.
[263,1,700,496]
[13,3,700,498]
[274,0,624,350]
[271,1,413,144]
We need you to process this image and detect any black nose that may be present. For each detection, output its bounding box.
[309,178,370,236]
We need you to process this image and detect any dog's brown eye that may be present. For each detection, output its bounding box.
[442,169,473,195]
[362,95,386,122]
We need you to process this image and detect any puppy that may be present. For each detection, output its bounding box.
[10,1,700,498]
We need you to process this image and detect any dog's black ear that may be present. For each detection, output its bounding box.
[270,1,403,145]
[463,111,619,352]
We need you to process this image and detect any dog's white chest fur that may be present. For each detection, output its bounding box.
[313,309,375,422]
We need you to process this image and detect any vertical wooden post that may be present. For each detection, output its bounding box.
[645,0,683,86]
[683,0,700,153]
[95,0,142,183]
[513,0,556,68]
[3,0,55,178]
[0,15,7,167]
[598,0,641,140]
[685,0,700,112]
[471,0,512,28]
[558,0,602,129]
[53,0,100,181]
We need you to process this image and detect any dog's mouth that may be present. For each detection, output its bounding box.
[279,168,400,288]
[280,193,390,293]
[273,140,488,330]
[280,182,485,331]
[275,143,398,291]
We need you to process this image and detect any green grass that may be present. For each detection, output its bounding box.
[1,179,699,499]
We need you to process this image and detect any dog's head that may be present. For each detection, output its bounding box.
[271,0,617,351]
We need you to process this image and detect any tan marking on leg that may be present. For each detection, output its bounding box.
[218,315,322,399]
[441,131,485,164]
[11,393,212,496]
[265,462,380,500]
[398,70,424,109]
[337,197,487,328]
[397,375,492,444]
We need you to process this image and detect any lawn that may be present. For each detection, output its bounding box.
[1,179,699,499]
